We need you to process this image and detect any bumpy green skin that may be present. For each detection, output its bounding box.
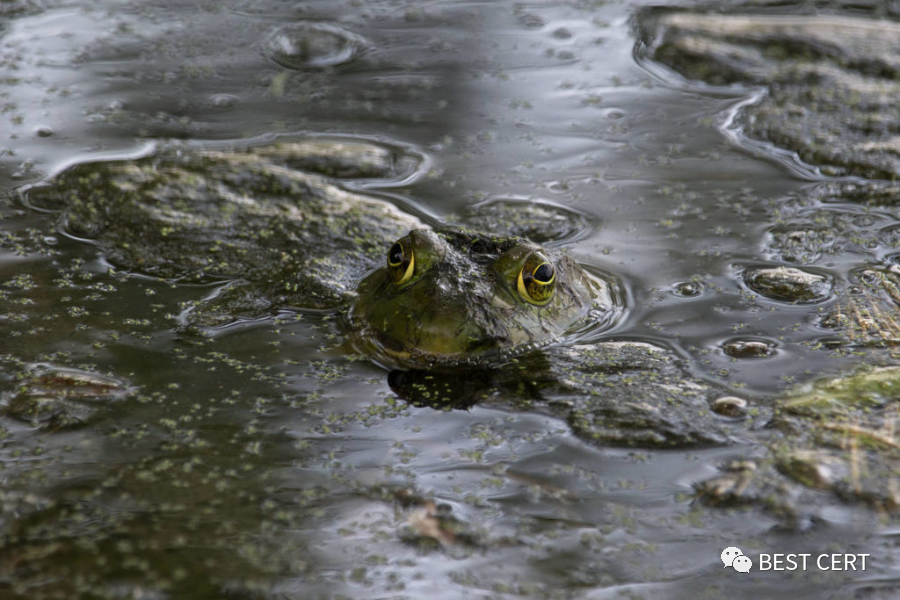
[350,227,611,367]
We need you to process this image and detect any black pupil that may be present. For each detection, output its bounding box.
[533,263,553,283]
[389,243,405,265]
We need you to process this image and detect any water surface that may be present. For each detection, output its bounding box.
[1,0,898,598]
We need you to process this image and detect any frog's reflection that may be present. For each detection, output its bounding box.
[386,353,554,410]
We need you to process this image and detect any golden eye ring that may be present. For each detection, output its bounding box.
[517,255,556,305]
[388,239,416,285]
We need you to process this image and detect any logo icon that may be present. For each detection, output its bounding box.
[721,547,752,573]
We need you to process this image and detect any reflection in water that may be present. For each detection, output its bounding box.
[2,0,900,598]
[386,352,556,411]
[388,368,486,410]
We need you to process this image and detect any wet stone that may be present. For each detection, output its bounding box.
[821,181,900,208]
[711,395,748,417]
[516,11,546,29]
[695,460,758,506]
[879,224,900,248]
[695,459,803,515]
[23,138,425,319]
[761,187,891,263]
[743,265,833,303]
[822,267,900,347]
[548,342,729,448]
[460,197,593,244]
[780,366,897,417]
[209,93,239,108]
[776,450,845,490]
[722,338,775,358]
[385,341,731,448]
[251,139,423,180]
[744,180,900,349]
[642,10,900,179]
[766,225,841,265]
[697,366,900,517]
[673,280,702,297]
[265,22,367,70]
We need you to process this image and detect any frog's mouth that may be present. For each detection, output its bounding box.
[363,317,507,367]
[346,299,564,372]
[356,336,509,370]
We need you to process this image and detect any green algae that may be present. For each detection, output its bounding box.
[698,366,900,517]
[782,366,900,416]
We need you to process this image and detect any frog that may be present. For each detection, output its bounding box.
[22,137,614,367]
[349,227,611,368]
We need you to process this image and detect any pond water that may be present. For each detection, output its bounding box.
[2,0,900,598]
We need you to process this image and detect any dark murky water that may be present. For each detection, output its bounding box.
[2,0,900,598]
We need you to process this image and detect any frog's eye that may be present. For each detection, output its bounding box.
[386,229,447,287]
[517,254,556,305]
[387,237,416,285]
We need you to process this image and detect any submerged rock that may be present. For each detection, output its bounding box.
[642,10,900,179]
[459,196,594,244]
[722,338,775,358]
[743,265,833,303]
[699,366,900,517]
[551,342,727,447]
[24,139,425,322]
[823,267,900,349]
[389,340,733,448]
[711,395,748,417]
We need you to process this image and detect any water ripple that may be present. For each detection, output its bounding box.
[264,22,368,70]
